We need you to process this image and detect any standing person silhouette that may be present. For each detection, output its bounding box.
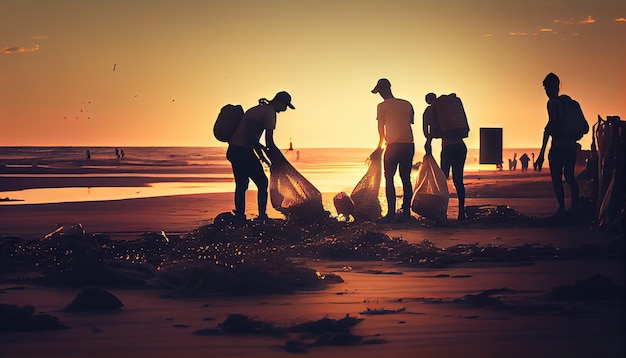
[372,78,415,223]
[535,73,580,216]
[423,92,468,220]
[519,153,530,171]
[227,91,295,222]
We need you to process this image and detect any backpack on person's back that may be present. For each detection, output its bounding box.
[558,95,589,140]
[429,93,470,139]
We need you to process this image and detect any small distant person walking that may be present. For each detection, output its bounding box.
[423,92,468,220]
[532,152,539,171]
[227,91,295,221]
[372,78,415,223]
[85,149,91,160]
[535,73,581,216]
[519,153,530,171]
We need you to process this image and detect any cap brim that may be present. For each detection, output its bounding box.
[371,87,379,94]
[287,103,295,110]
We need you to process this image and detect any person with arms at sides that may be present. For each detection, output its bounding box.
[423,92,468,220]
[227,91,295,222]
[372,78,415,223]
[535,73,582,217]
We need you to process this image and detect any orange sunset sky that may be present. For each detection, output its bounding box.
[1,0,624,150]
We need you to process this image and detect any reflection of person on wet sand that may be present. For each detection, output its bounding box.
[535,73,581,216]
[519,153,530,171]
[372,78,415,223]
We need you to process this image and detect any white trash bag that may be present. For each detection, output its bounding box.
[411,155,449,221]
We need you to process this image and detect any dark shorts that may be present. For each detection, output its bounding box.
[548,144,577,174]
[384,143,414,177]
[226,145,267,187]
[441,142,467,178]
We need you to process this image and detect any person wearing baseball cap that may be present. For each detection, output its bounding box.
[227,90,295,222]
[371,78,415,223]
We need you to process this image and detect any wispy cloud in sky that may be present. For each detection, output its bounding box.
[554,15,596,25]
[2,44,40,54]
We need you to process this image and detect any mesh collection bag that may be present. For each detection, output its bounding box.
[268,149,327,222]
[411,154,449,221]
[350,148,383,220]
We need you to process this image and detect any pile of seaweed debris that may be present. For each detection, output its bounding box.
[0,207,621,296]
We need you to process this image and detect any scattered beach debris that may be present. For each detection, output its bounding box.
[359,307,406,315]
[192,313,374,352]
[452,288,511,308]
[547,274,626,301]
[64,286,124,312]
[0,303,66,331]
[1,213,622,296]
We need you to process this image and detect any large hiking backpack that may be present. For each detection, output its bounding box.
[558,95,589,140]
[213,104,244,142]
[430,93,470,139]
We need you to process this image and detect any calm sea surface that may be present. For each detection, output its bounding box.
[0,146,538,205]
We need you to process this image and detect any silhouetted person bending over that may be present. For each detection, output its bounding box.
[535,73,580,216]
[227,91,295,221]
[372,78,415,223]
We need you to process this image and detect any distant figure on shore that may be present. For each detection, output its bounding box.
[535,73,583,216]
[227,91,295,221]
[532,152,539,171]
[519,153,530,171]
[372,78,415,223]
[115,148,125,164]
[508,153,517,170]
[423,92,468,220]
[85,150,91,160]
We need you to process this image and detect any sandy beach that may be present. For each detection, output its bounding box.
[1,168,624,358]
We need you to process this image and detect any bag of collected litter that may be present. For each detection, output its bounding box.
[411,155,449,221]
[333,191,355,221]
[268,148,327,222]
[350,148,383,220]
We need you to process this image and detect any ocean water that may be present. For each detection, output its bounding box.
[0,146,539,205]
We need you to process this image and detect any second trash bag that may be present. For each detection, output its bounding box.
[268,148,327,222]
[411,155,449,221]
[350,148,383,220]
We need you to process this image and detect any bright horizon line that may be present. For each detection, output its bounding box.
[0,145,550,151]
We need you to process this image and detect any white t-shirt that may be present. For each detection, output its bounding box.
[377,98,414,144]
